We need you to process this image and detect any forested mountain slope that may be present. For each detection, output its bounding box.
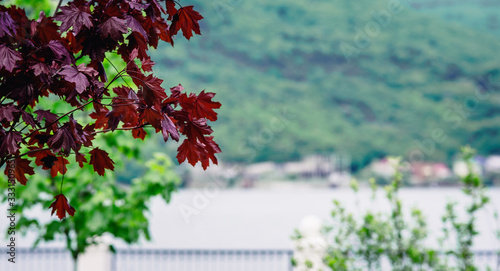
[151,0,500,169]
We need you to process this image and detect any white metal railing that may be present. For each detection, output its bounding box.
[0,247,498,271]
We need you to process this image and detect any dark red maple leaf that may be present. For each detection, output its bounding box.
[40,155,58,168]
[29,148,55,166]
[0,11,17,38]
[125,0,147,10]
[60,64,90,94]
[35,110,59,129]
[75,152,87,168]
[149,0,166,16]
[29,62,50,77]
[132,127,147,140]
[35,12,61,44]
[48,124,76,155]
[176,136,220,169]
[0,45,22,72]
[99,17,128,40]
[46,40,74,65]
[141,56,155,72]
[89,148,114,176]
[49,194,76,220]
[0,104,18,122]
[29,132,50,147]
[176,138,200,167]
[47,156,69,178]
[183,118,214,142]
[125,15,148,41]
[141,75,167,107]
[34,151,69,177]
[165,0,177,19]
[181,91,221,121]
[4,158,35,185]
[55,4,93,34]
[89,103,109,129]
[161,114,179,141]
[0,131,22,155]
[21,111,38,129]
[170,6,203,40]
[200,136,221,169]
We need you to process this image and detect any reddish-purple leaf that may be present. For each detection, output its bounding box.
[0,11,17,38]
[170,6,203,40]
[193,91,221,121]
[60,64,90,93]
[161,114,179,141]
[4,158,34,185]
[165,0,177,19]
[75,152,87,168]
[132,127,147,140]
[0,104,19,122]
[49,194,75,220]
[125,15,148,41]
[141,56,155,72]
[142,75,167,106]
[30,62,50,76]
[46,40,73,65]
[55,4,93,34]
[176,139,201,166]
[0,131,22,155]
[0,45,21,72]
[46,156,69,177]
[99,17,128,40]
[21,111,38,128]
[35,110,59,124]
[48,124,76,155]
[89,148,115,176]
[35,12,60,44]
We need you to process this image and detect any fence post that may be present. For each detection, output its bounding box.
[497,251,500,270]
[77,242,112,271]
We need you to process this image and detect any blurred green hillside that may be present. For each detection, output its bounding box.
[151,0,500,170]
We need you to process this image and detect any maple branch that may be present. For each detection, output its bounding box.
[104,70,126,91]
[92,125,148,135]
[0,91,12,104]
[106,101,140,107]
[22,100,93,141]
[121,74,149,86]
[100,97,145,101]
[174,0,183,9]
[0,157,7,169]
[18,123,31,134]
[105,57,134,89]
[15,147,51,159]
[75,53,84,61]
[54,0,64,16]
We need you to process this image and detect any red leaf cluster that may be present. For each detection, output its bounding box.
[0,0,219,218]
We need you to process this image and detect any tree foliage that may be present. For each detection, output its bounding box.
[0,0,220,219]
[293,150,499,270]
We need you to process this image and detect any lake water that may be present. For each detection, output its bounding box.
[144,187,500,251]
[2,187,500,251]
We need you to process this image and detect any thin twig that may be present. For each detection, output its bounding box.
[14,148,52,159]
[22,100,93,141]
[92,125,148,135]
[54,0,64,16]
